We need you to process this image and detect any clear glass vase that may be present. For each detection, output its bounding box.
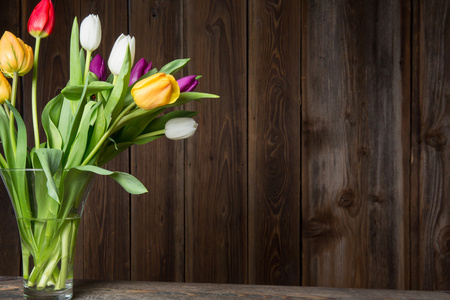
[0,168,95,300]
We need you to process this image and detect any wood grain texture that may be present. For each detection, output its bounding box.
[301,0,411,288]
[2,277,450,300]
[0,1,21,277]
[414,0,450,290]
[184,0,248,283]
[129,0,185,282]
[0,0,450,290]
[410,0,421,291]
[248,0,302,285]
[79,0,130,280]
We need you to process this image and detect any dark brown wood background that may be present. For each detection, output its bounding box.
[0,0,449,290]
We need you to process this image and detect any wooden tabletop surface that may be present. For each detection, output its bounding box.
[0,277,449,299]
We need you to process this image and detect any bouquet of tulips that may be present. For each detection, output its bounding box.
[0,0,217,293]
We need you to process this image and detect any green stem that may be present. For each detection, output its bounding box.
[68,219,79,266]
[10,72,18,107]
[81,102,136,165]
[83,50,92,84]
[22,247,30,280]
[113,107,147,130]
[27,265,42,287]
[97,91,103,102]
[52,267,60,284]
[32,37,42,149]
[9,72,18,157]
[3,104,9,118]
[0,153,8,169]
[37,249,60,289]
[133,129,165,142]
[55,221,72,290]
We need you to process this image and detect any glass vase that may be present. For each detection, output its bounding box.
[0,168,95,300]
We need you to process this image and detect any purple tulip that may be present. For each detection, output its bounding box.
[89,54,106,81]
[129,58,152,86]
[177,75,199,92]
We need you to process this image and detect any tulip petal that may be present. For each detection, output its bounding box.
[0,31,33,76]
[164,117,198,140]
[80,14,101,52]
[131,73,180,110]
[108,34,135,76]
[28,0,54,38]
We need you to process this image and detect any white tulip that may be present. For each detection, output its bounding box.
[165,118,198,140]
[80,14,102,52]
[108,34,135,76]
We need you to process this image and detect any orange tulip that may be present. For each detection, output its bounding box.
[131,73,180,110]
[0,72,11,104]
[0,31,33,77]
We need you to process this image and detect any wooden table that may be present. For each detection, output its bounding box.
[1,277,449,299]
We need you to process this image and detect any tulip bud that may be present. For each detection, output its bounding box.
[177,75,199,92]
[129,58,152,86]
[89,54,107,81]
[108,34,135,76]
[164,118,198,140]
[0,31,34,77]
[80,14,102,52]
[27,0,55,38]
[131,73,180,110]
[0,72,11,104]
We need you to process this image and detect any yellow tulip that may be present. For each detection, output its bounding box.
[0,31,33,77]
[0,72,11,104]
[17,38,33,76]
[131,73,180,110]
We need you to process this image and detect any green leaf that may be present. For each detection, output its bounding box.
[133,134,163,145]
[175,92,219,103]
[0,107,14,167]
[58,98,75,146]
[74,165,148,194]
[61,80,91,164]
[2,101,27,169]
[113,107,165,143]
[10,108,27,169]
[79,48,85,80]
[97,141,133,166]
[69,17,82,86]
[32,148,64,204]
[65,101,97,168]
[42,94,64,149]
[85,102,107,155]
[104,47,132,127]
[61,81,114,101]
[57,168,94,220]
[159,58,190,75]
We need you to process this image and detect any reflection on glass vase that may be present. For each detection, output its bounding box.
[0,168,95,300]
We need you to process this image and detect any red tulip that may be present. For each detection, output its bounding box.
[28,0,55,38]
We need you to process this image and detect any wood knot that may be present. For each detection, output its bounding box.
[358,147,370,158]
[370,195,382,204]
[437,226,450,255]
[151,8,158,18]
[337,189,354,208]
[425,131,447,150]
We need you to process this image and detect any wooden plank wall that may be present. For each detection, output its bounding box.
[0,0,448,290]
